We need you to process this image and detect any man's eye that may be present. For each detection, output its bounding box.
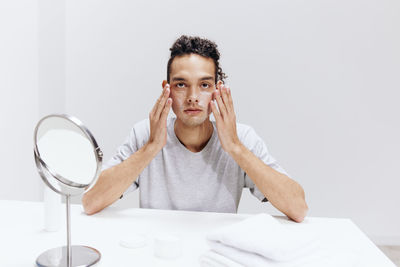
[176,83,185,88]
[201,83,210,89]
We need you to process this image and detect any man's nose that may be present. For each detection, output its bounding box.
[186,86,200,103]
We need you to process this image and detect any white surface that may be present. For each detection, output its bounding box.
[154,234,182,260]
[0,200,395,267]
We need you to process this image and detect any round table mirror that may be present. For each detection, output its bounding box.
[33,114,103,267]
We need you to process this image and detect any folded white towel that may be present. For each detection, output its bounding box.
[202,238,332,267]
[199,250,244,267]
[200,213,331,267]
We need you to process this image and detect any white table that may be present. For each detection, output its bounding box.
[0,200,395,267]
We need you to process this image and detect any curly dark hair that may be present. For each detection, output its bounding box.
[167,35,227,84]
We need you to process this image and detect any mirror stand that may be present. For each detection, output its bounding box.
[34,114,103,267]
[36,195,100,267]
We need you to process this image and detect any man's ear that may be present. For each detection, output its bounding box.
[162,80,168,88]
[216,80,224,90]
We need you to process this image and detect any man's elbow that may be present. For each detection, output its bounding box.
[290,203,309,223]
[82,193,102,215]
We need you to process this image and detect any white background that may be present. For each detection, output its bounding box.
[1,0,399,245]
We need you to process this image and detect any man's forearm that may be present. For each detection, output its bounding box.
[82,142,160,215]
[228,143,308,222]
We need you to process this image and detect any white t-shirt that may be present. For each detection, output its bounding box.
[103,115,288,213]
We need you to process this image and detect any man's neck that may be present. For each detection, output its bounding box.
[174,118,213,153]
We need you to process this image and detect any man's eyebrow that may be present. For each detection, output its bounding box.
[200,76,214,81]
[171,77,187,82]
[171,76,214,82]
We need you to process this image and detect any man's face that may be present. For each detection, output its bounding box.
[166,54,218,127]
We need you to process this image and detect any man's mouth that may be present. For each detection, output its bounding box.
[184,108,202,115]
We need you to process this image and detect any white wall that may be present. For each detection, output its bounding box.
[0,0,66,201]
[0,0,41,201]
[38,0,66,117]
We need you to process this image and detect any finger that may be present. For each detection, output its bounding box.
[226,86,234,110]
[154,85,170,120]
[217,80,223,90]
[215,88,227,118]
[212,89,217,101]
[213,82,223,101]
[160,98,172,126]
[151,85,168,116]
[220,85,230,112]
[210,100,222,122]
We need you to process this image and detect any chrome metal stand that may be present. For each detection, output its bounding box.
[36,195,101,267]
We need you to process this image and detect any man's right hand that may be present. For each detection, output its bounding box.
[147,84,172,151]
[83,84,172,215]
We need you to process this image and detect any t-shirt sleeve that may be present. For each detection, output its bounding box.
[101,127,140,197]
[241,126,289,202]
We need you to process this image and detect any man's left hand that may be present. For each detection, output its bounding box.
[210,83,242,155]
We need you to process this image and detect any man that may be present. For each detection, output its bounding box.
[82,35,308,222]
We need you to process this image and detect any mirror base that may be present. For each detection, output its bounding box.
[36,245,101,267]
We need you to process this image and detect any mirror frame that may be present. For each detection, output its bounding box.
[33,114,103,196]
